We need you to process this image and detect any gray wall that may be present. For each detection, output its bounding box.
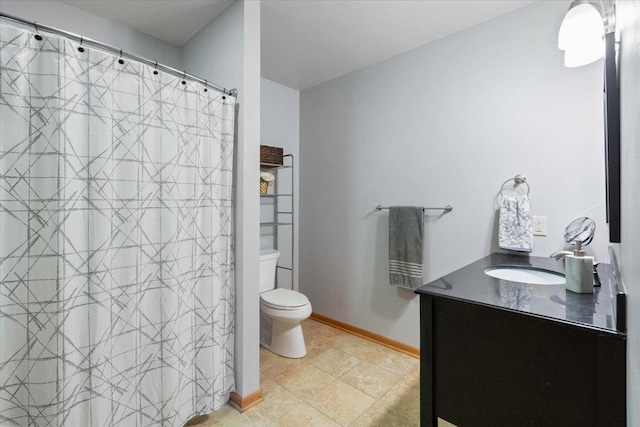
[299,0,607,347]
[0,0,182,68]
[260,78,300,291]
[616,0,640,423]
[182,2,243,95]
[183,0,262,397]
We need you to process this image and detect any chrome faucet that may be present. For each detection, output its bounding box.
[550,242,600,282]
[550,250,573,260]
[550,240,585,260]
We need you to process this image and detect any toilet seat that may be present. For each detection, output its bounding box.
[261,288,309,310]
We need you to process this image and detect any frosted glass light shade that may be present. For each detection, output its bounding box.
[558,2,605,67]
[564,37,605,67]
[558,3,604,50]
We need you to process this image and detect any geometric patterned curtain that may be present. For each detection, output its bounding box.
[0,23,235,426]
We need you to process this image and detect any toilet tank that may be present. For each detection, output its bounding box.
[259,249,280,293]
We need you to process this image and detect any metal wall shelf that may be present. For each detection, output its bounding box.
[260,162,292,169]
[260,154,295,290]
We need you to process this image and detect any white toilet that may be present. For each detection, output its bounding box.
[259,249,312,358]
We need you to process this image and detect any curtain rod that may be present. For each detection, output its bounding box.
[0,12,237,98]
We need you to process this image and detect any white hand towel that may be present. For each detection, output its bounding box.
[498,195,532,252]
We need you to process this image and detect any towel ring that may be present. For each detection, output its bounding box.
[499,174,530,196]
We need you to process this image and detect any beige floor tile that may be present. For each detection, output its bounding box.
[323,329,362,347]
[305,343,330,359]
[268,403,341,427]
[340,361,402,398]
[184,404,252,426]
[260,369,271,389]
[260,378,279,396]
[273,362,335,400]
[364,346,419,376]
[189,324,424,426]
[438,417,458,427]
[377,377,421,421]
[303,331,323,348]
[302,318,323,332]
[328,334,387,360]
[407,364,420,382]
[302,336,330,358]
[307,348,361,377]
[304,323,350,346]
[304,380,375,426]
[351,404,419,427]
[260,347,302,379]
[243,385,302,426]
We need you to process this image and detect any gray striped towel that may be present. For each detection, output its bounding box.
[389,206,424,289]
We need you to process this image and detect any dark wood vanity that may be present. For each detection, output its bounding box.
[416,253,626,426]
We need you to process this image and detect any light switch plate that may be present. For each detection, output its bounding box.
[533,216,547,236]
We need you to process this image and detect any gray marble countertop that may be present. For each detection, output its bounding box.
[415,252,624,335]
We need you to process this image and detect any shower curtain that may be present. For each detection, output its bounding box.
[0,23,235,426]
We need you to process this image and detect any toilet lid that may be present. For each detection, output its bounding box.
[261,289,309,309]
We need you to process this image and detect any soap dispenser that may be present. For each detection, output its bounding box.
[563,240,594,294]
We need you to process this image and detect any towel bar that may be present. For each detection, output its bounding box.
[375,205,453,213]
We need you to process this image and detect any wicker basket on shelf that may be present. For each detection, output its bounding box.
[260,145,283,165]
[260,179,269,194]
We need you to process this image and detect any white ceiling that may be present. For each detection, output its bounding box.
[62,0,232,46]
[261,0,537,90]
[62,0,538,90]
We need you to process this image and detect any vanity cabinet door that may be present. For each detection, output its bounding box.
[420,296,625,427]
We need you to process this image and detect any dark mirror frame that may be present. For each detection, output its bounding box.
[604,31,621,243]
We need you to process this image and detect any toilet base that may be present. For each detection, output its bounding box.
[264,320,307,359]
[260,308,310,359]
[260,298,312,359]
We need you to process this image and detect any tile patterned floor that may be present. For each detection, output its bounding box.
[185,318,421,426]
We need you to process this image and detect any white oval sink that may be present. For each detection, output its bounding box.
[484,267,565,285]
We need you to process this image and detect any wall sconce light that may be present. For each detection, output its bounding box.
[558,0,615,67]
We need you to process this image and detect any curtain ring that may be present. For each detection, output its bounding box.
[182,72,186,85]
[204,80,208,92]
[33,22,43,41]
[118,49,124,64]
[153,61,158,75]
[78,36,84,53]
